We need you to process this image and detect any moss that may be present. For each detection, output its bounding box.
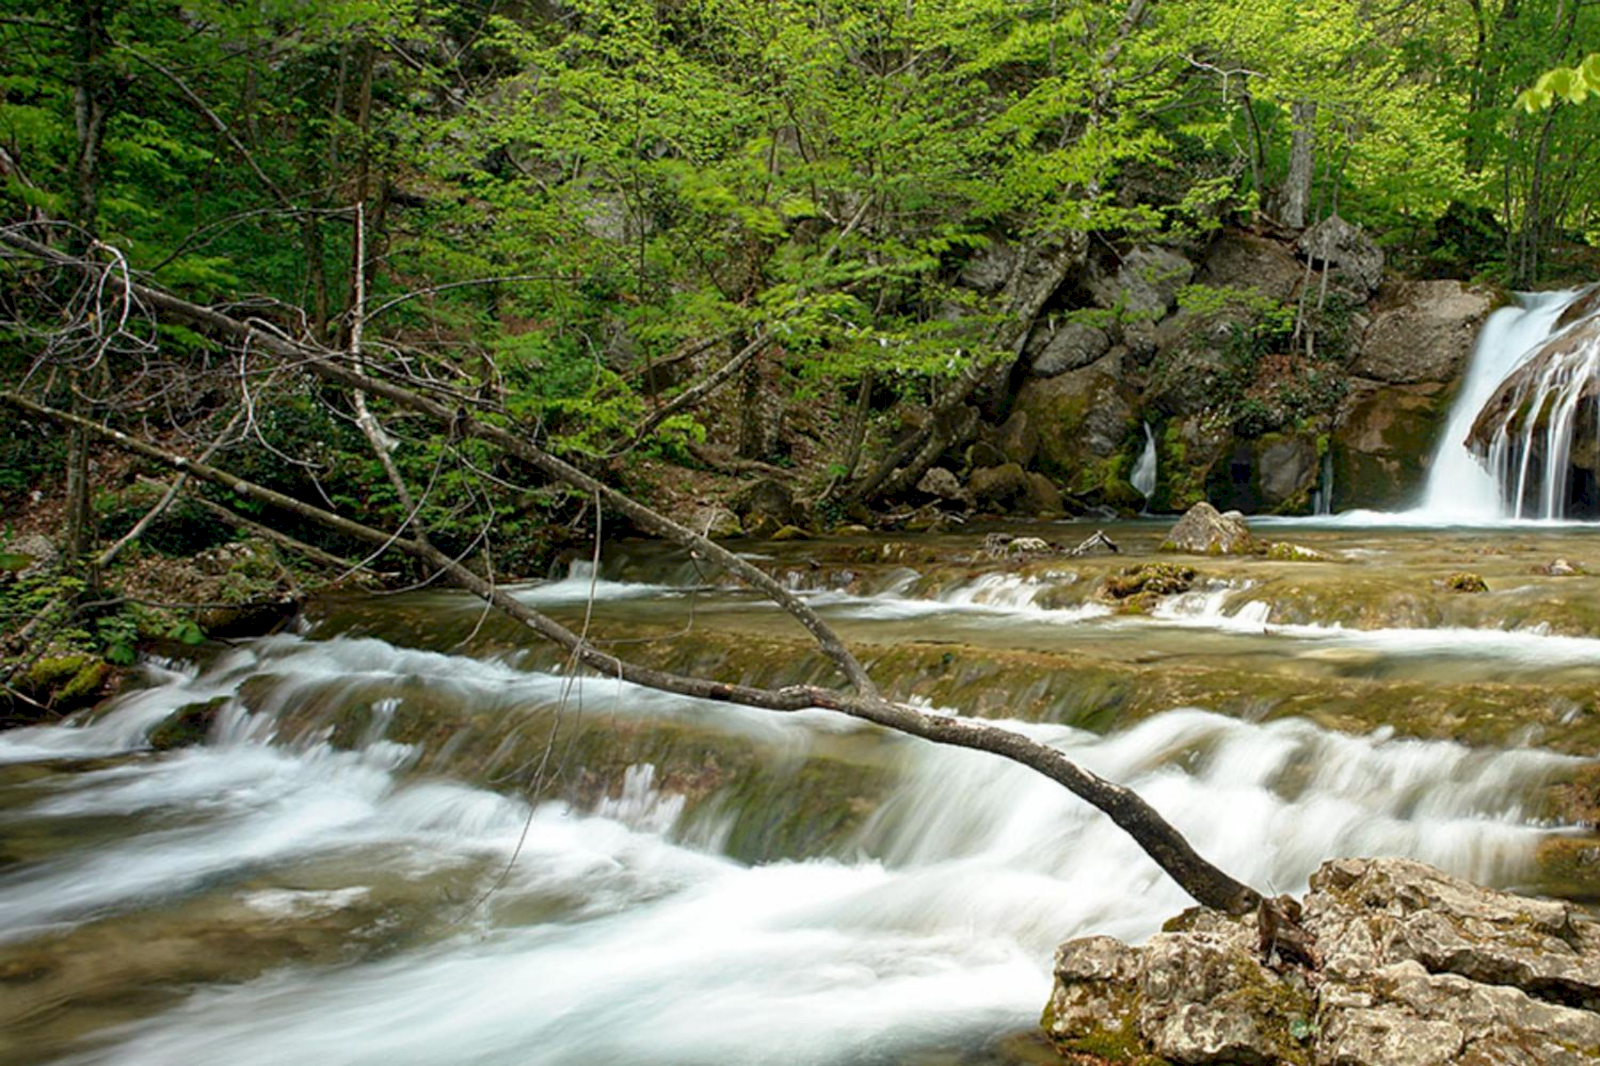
[148,696,228,751]
[1443,571,1488,593]
[23,654,108,707]
[1050,1015,1170,1065]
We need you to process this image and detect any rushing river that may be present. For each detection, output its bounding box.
[3,520,1598,1065]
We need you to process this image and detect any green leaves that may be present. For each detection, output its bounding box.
[1517,56,1600,112]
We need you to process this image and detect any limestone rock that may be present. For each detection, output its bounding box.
[1298,214,1384,295]
[1029,321,1112,378]
[915,466,966,502]
[1088,246,1196,321]
[1163,501,1255,555]
[1044,857,1600,1066]
[1353,281,1498,384]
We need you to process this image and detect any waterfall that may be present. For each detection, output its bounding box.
[1415,290,1579,521]
[1131,422,1157,501]
[1312,449,1333,516]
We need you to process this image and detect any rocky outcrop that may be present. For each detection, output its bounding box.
[1162,501,1255,554]
[1044,857,1600,1066]
[1353,281,1499,384]
[1029,320,1113,377]
[1207,432,1322,514]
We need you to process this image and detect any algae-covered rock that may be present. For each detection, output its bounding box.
[148,697,228,750]
[1097,562,1195,613]
[1162,501,1254,555]
[1013,350,1140,504]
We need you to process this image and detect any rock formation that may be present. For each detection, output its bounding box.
[1044,857,1600,1066]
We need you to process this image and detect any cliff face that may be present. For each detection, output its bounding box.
[935,224,1500,519]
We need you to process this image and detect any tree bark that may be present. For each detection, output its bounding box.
[1283,99,1317,230]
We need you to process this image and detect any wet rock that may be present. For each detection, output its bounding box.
[148,697,228,751]
[769,524,812,542]
[1543,558,1585,576]
[1330,381,1451,511]
[1266,542,1333,563]
[1045,858,1600,1066]
[1025,473,1066,515]
[1029,320,1112,377]
[915,466,966,503]
[1298,214,1384,295]
[1352,281,1498,385]
[1096,562,1195,613]
[1087,246,1196,321]
[1162,501,1255,555]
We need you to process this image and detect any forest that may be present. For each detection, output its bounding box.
[7,3,1600,1064]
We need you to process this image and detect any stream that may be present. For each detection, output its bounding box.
[4,520,1600,1066]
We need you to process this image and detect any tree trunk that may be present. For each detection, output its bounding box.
[1283,100,1317,230]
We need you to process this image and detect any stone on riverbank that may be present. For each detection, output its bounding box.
[1161,501,1254,555]
[1043,857,1600,1066]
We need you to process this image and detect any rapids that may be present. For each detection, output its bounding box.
[2,523,1596,1065]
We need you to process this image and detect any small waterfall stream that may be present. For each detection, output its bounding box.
[1130,422,1157,503]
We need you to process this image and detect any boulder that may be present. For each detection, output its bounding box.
[915,466,966,503]
[1088,246,1196,321]
[1029,320,1112,377]
[690,505,743,539]
[1146,312,1234,417]
[1044,857,1600,1066]
[1352,281,1499,384]
[1162,501,1255,555]
[1330,381,1451,511]
[1196,230,1305,303]
[1298,214,1384,295]
[969,463,1031,513]
[732,478,804,537]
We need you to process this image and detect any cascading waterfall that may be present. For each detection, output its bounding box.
[1416,289,1582,520]
[1131,422,1158,502]
[1312,448,1333,516]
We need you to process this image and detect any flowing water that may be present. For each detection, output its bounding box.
[4,521,1599,1065]
[1131,423,1157,502]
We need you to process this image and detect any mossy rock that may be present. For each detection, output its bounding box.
[1443,571,1488,593]
[1097,563,1196,611]
[148,697,228,750]
[22,654,108,709]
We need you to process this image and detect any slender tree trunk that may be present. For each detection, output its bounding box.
[1283,100,1317,229]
